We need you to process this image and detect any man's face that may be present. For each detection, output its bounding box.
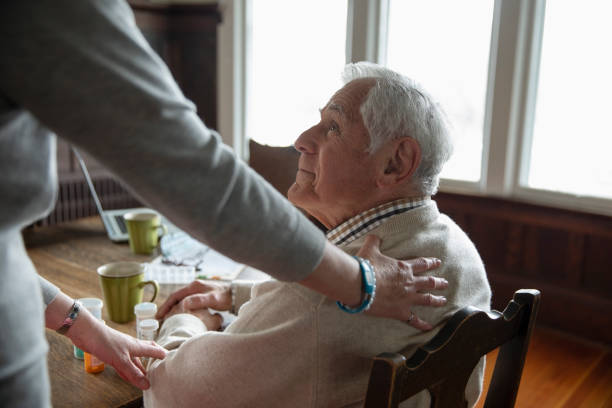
[288,78,383,229]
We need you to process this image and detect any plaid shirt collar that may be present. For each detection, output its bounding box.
[326,197,430,246]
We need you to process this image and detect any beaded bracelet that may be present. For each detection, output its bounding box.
[336,256,376,314]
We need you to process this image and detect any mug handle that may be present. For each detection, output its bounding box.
[138,279,159,303]
[149,224,168,251]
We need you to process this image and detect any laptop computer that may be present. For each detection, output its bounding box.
[73,147,149,242]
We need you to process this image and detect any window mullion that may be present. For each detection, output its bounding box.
[347,0,388,64]
[217,0,250,161]
[513,0,546,192]
[483,0,531,196]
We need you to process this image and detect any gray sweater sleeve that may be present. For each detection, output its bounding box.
[0,1,325,281]
[38,276,60,307]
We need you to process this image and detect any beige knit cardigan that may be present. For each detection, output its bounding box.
[144,201,492,407]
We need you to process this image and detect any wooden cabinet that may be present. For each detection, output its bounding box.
[44,2,221,226]
[130,0,221,130]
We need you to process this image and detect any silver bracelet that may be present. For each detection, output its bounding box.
[56,300,82,335]
[230,282,237,315]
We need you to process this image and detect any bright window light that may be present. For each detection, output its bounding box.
[526,1,612,199]
[248,0,348,147]
[386,0,495,182]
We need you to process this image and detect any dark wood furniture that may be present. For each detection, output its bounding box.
[129,0,221,130]
[24,217,182,408]
[41,2,222,228]
[364,289,541,408]
[436,192,612,344]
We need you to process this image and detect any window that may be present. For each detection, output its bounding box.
[524,0,612,199]
[386,0,495,182]
[219,0,612,216]
[247,0,348,147]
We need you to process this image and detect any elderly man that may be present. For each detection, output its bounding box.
[144,62,491,407]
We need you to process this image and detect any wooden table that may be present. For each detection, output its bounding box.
[24,217,184,408]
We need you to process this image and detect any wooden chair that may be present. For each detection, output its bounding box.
[248,140,300,198]
[248,140,326,231]
[364,289,541,408]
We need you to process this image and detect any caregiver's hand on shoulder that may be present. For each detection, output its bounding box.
[358,235,448,330]
[156,280,231,320]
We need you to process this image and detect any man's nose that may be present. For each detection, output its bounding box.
[294,125,318,154]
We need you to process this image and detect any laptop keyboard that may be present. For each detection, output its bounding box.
[114,215,127,234]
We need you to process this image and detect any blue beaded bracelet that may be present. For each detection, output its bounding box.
[336,256,376,314]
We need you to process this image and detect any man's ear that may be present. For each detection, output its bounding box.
[377,137,421,187]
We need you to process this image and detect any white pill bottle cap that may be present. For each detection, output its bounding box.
[79,298,103,320]
[134,302,157,318]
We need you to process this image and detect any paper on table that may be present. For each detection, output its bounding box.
[196,249,245,280]
[145,251,246,284]
[144,260,196,284]
[150,231,247,283]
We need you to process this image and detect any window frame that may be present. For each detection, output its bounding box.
[218,0,612,217]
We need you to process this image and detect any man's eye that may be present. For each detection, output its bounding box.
[328,122,339,133]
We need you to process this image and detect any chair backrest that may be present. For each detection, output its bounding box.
[364,289,541,408]
[248,140,299,198]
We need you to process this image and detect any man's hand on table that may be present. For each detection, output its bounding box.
[157,280,231,331]
[164,302,224,331]
[157,280,231,318]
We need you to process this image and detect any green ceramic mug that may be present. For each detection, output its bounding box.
[124,211,168,255]
[97,262,159,323]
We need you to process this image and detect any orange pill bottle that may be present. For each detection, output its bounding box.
[84,351,105,373]
[83,320,105,373]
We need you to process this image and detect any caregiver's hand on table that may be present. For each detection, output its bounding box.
[71,320,168,389]
[47,292,167,390]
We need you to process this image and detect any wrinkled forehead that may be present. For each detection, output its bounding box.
[325,78,376,122]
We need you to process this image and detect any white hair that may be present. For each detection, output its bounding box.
[342,61,454,195]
